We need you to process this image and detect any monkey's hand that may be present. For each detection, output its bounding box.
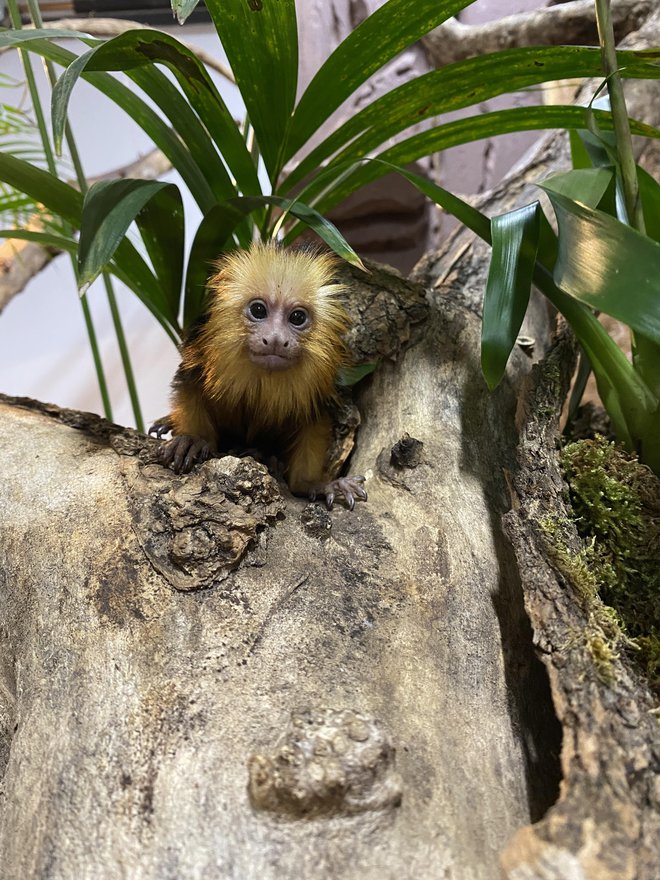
[310,475,367,511]
[158,434,211,474]
[148,415,174,439]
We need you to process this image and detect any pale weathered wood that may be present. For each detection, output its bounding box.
[1,5,659,880]
[0,268,554,878]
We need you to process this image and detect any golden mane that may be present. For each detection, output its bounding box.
[197,242,349,427]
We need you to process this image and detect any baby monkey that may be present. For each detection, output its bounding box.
[150,242,367,510]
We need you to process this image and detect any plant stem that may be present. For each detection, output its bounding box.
[103,277,144,431]
[5,20,56,176]
[79,296,113,419]
[25,0,145,431]
[6,0,114,421]
[594,0,645,233]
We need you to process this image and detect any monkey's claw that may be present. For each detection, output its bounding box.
[311,475,367,511]
[158,435,211,474]
[148,416,173,439]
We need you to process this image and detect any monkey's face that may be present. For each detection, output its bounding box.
[243,296,311,372]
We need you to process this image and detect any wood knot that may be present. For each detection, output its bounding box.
[247,707,402,818]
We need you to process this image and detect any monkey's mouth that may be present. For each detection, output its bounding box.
[249,353,295,371]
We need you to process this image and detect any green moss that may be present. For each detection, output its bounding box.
[539,514,626,682]
[539,516,601,604]
[585,631,619,683]
[560,435,660,693]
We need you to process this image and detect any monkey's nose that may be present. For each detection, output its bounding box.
[262,336,289,349]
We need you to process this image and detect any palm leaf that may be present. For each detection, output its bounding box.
[204,0,298,181]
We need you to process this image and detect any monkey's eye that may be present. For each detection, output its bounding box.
[248,300,267,320]
[289,308,308,327]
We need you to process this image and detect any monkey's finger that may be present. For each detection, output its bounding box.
[158,439,178,467]
[325,491,335,510]
[355,485,368,500]
[182,448,197,473]
[183,439,210,473]
[171,439,195,474]
[344,491,355,511]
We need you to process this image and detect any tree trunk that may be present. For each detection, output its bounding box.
[2,11,659,880]
[0,277,560,880]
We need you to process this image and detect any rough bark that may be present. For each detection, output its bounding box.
[1,7,659,880]
[499,331,660,880]
[2,194,658,880]
[0,268,557,880]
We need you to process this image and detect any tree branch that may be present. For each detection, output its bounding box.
[423,0,655,66]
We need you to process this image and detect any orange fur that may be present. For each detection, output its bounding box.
[168,242,349,488]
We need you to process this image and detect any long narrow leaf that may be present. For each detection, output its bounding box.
[51,30,260,198]
[125,67,230,208]
[107,248,180,344]
[205,0,298,181]
[183,205,237,330]
[78,179,182,297]
[540,182,660,345]
[256,196,366,270]
[0,158,180,339]
[0,28,99,48]
[286,157,491,247]
[287,0,469,162]
[376,161,491,242]
[287,45,657,191]
[171,0,201,24]
[0,150,82,222]
[133,186,184,329]
[0,34,215,210]
[537,168,615,209]
[481,204,540,390]
[638,166,660,244]
[632,334,660,400]
[537,267,657,444]
[631,169,660,399]
[569,129,593,170]
[182,194,366,272]
[380,157,657,446]
[298,106,660,218]
[0,227,77,252]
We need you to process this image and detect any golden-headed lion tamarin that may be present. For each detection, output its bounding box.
[150,242,367,510]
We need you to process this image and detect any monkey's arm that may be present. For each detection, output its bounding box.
[287,417,367,511]
[150,376,217,474]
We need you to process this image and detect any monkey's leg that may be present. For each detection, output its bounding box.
[287,418,367,511]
